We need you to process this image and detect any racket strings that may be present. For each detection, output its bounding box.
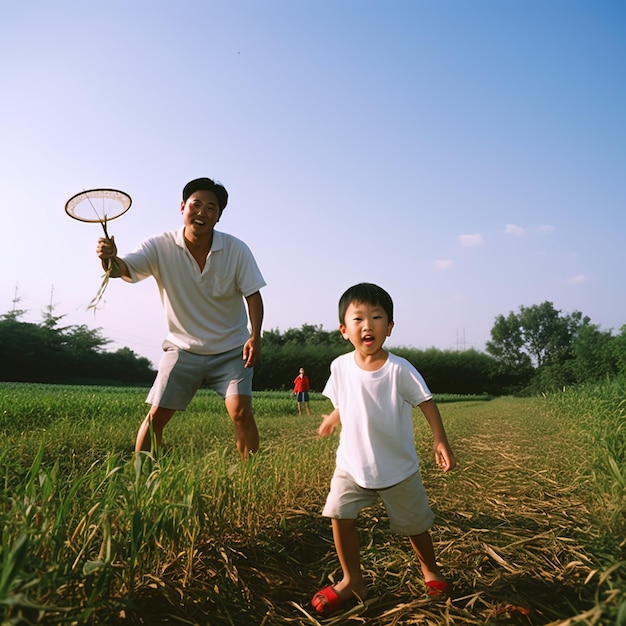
[83,194,109,232]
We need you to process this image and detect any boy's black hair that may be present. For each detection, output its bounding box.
[182,177,229,211]
[338,283,394,324]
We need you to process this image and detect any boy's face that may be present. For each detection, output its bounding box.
[181,190,221,237]
[340,301,394,355]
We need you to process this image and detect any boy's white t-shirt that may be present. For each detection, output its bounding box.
[323,351,432,489]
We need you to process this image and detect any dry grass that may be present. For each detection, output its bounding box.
[2,388,623,625]
[103,396,623,625]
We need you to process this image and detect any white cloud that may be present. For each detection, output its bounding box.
[434,259,453,270]
[566,274,590,285]
[537,224,555,233]
[458,233,484,247]
[505,223,525,236]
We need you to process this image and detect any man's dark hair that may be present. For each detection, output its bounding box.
[338,283,394,325]
[182,177,229,211]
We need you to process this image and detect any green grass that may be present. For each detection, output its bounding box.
[0,381,624,625]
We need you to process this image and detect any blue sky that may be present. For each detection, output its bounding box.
[1,0,624,367]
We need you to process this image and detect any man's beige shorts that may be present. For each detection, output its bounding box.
[147,343,252,410]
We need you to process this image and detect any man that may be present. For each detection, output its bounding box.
[96,177,265,459]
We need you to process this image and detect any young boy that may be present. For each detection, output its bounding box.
[311,283,456,615]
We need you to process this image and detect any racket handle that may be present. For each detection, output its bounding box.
[100,218,110,240]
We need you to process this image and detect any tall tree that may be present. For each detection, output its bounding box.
[41,286,67,329]
[570,324,618,382]
[486,301,590,370]
[612,324,626,377]
[3,283,27,322]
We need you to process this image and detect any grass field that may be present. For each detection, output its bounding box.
[1,381,624,625]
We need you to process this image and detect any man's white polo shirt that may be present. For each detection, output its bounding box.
[122,228,266,355]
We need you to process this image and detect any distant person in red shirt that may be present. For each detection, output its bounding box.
[293,367,312,415]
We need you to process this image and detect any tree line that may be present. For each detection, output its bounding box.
[0,308,155,385]
[1,302,624,395]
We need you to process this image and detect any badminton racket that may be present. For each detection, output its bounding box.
[65,188,132,309]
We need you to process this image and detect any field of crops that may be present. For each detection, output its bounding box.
[1,381,624,625]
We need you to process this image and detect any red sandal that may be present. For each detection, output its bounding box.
[426,580,450,598]
[311,585,346,615]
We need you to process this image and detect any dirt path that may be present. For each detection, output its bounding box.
[272,397,602,625]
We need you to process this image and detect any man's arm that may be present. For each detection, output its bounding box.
[243,291,264,368]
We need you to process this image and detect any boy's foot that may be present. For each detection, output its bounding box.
[311,586,344,615]
[425,579,450,598]
[310,585,367,616]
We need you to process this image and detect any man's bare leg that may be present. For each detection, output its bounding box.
[135,406,176,452]
[225,394,259,459]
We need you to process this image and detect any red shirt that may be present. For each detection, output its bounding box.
[293,375,310,393]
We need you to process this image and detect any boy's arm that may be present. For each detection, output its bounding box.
[318,408,341,437]
[418,399,456,472]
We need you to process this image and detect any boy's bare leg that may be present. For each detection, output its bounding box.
[225,394,259,459]
[330,518,368,600]
[409,531,446,582]
[135,406,176,452]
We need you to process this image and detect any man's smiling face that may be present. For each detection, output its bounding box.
[181,189,221,238]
